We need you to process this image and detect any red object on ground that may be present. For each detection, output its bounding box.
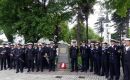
[60,63,67,69]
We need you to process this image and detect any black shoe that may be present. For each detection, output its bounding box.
[81,70,84,72]
[97,73,100,75]
[105,75,109,78]
[16,71,19,73]
[115,77,119,80]
[71,70,74,72]
[27,70,30,72]
[52,69,55,71]
[94,72,97,74]
[108,78,113,80]
[90,70,93,72]
[100,73,104,76]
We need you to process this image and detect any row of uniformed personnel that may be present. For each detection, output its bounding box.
[69,40,127,80]
[0,42,57,73]
[0,39,129,80]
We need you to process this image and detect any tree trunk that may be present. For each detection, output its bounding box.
[54,24,59,47]
[4,33,13,43]
[120,29,122,45]
[85,14,88,44]
[126,9,130,37]
[77,10,81,47]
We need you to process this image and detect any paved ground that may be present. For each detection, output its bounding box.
[0,69,108,80]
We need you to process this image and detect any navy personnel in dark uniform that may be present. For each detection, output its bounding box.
[116,42,122,79]
[85,42,91,72]
[23,44,28,68]
[6,43,11,69]
[36,43,43,72]
[0,43,7,70]
[33,43,38,70]
[36,43,46,72]
[14,44,24,73]
[101,42,109,78]
[123,38,130,80]
[41,43,48,71]
[93,43,101,75]
[90,43,95,72]
[47,42,57,72]
[108,40,120,80]
[120,40,126,74]
[0,45,2,69]
[80,41,87,72]
[9,44,15,69]
[26,43,34,72]
[44,43,50,69]
[41,43,48,70]
[69,41,78,72]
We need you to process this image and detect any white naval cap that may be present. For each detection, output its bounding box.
[124,38,130,41]
[0,45,2,47]
[38,43,42,46]
[34,43,38,45]
[27,43,33,45]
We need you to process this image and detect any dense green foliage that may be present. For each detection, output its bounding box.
[71,24,100,42]
[111,12,128,40]
[0,0,98,43]
[104,0,130,16]
[0,0,129,43]
[0,0,73,43]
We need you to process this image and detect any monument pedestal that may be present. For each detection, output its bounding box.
[57,44,70,70]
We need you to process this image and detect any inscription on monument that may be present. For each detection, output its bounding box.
[59,48,66,54]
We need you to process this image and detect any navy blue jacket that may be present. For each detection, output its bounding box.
[26,48,34,60]
[0,47,7,58]
[108,45,118,63]
[80,46,87,58]
[70,46,78,59]
[102,47,109,62]
[14,48,23,61]
[10,48,15,57]
[47,47,57,60]
[124,47,130,66]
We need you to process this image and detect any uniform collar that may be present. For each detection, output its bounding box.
[125,46,130,51]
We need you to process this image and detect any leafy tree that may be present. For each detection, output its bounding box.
[104,0,130,16]
[79,0,96,43]
[58,22,71,43]
[65,0,96,45]
[0,0,72,43]
[0,0,97,44]
[71,24,100,42]
[112,28,130,41]
[95,17,105,39]
[0,0,18,42]
[112,12,128,42]
[111,33,119,40]
[104,0,130,38]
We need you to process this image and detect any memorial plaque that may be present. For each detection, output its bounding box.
[59,48,66,54]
